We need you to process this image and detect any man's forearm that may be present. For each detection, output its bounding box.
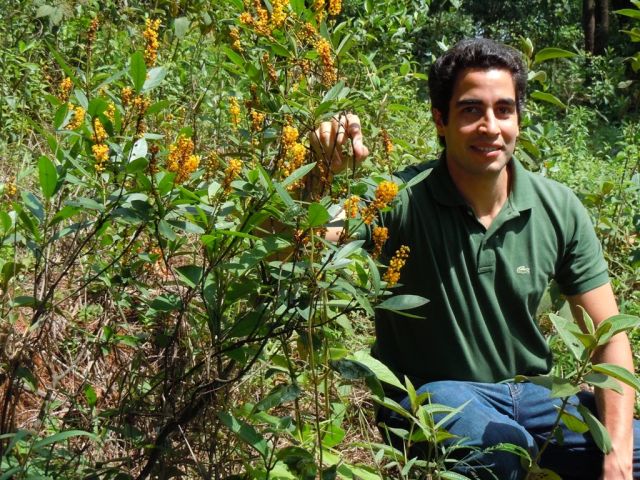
[593,333,635,477]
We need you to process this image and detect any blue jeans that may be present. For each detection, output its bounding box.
[376,380,640,480]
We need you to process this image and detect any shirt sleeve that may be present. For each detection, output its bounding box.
[554,191,609,296]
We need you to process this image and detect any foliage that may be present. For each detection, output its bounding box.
[0,0,638,479]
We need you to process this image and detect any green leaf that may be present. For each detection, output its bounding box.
[615,8,640,20]
[126,157,148,173]
[11,296,37,307]
[222,46,245,68]
[580,306,595,334]
[596,314,640,345]
[45,41,77,83]
[143,67,167,91]
[16,366,38,390]
[351,350,405,391]
[402,168,431,189]
[277,446,317,480]
[33,430,96,449]
[320,80,348,104]
[130,137,148,161]
[150,294,182,312]
[577,404,612,454]
[38,156,57,199]
[175,265,203,288]
[548,313,585,360]
[592,363,640,392]
[174,16,190,38]
[558,409,589,434]
[439,472,474,480]
[333,240,365,261]
[218,412,268,458]
[281,162,316,188]
[255,383,301,412]
[377,294,429,312]
[84,384,98,407]
[531,91,566,109]
[54,102,70,129]
[67,197,105,212]
[549,376,581,398]
[330,358,374,380]
[583,372,623,394]
[534,47,576,64]
[307,202,330,227]
[129,51,146,93]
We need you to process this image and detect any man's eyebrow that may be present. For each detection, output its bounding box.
[455,98,516,107]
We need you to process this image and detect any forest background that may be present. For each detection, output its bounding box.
[0,0,639,478]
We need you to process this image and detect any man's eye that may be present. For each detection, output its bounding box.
[462,106,480,114]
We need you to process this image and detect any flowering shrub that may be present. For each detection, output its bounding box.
[0,1,418,478]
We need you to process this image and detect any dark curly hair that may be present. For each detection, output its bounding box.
[428,38,528,133]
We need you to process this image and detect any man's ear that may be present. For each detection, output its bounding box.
[432,108,445,135]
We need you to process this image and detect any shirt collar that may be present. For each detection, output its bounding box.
[428,153,535,212]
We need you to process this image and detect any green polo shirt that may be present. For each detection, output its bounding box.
[361,156,609,386]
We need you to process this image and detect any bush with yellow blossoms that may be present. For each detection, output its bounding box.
[0,3,429,480]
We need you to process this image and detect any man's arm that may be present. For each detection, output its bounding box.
[567,282,635,480]
[309,113,369,243]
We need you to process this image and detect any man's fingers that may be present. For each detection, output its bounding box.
[344,114,369,162]
[310,113,369,174]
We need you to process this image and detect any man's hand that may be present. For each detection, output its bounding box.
[309,112,369,175]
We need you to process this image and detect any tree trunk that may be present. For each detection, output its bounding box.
[583,0,596,53]
[594,0,609,55]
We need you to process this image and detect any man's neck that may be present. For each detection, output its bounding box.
[446,158,512,229]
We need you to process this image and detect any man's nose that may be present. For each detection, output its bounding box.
[478,111,500,135]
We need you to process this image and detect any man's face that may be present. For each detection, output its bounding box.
[433,68,519,180]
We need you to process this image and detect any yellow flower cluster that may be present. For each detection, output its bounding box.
[223,158,242,193]
[88,16,99,44]
[250,109,265,131]
[143,18,161,67]
[240,0,289,36]
[204,152,220,180]
[362,180,399,224]
[272,0,289,28]
[133,95,151,114]
[4,180,17,198]
[253,0,271,36]
[372,226,388,259]
[239,12,253,26]
[66,105,85,130]
[230,27,242,51]
[278,125,306,186]
[282,125,298,149]
[300,22,317,43]
[229,97,241,128]
[381,129,393,154]
[166,135,200,183]
[373,180,399,207]
[314,0,326,21]
[343,195,360,219]
[316,38,337,86]
[287,143,306,173]
[263,52,277,83]
[92,143,109,172]
[383,245,409,286]
[105,102,116,121]
[121,86,133,106]
[59,77,73,102]
[328,0,341,16]
[93,118,108,143]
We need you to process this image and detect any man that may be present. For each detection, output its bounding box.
[311,38,638,479]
